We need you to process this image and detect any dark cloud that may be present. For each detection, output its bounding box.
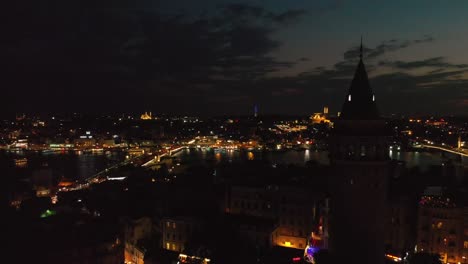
[253,39,468,115]
[1,1,305,115]
[1,0,465,117]
[379,57,468,69]
[269,9,307,24]
[221,3,306,25]
[303,36,468,114]
[222,3,265,18]
[271,87,304,97]
[344,36,434,61]
[413,35,434,43]
[249,65,468,115]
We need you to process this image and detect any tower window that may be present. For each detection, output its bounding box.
[360,145,366,157]
[372,95,375,101]
[348,94,351,101]
[348,145,355,157]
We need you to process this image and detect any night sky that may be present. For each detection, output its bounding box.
[3,0,468,116]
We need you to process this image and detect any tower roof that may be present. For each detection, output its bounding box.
[340,40,380,120]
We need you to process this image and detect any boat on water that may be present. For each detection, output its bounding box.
[41,149,58,154]
[91,148,104,152]
[14,158,28,167]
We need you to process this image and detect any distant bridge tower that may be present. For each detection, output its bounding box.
[458,135,462,149]
[254,104,258,118]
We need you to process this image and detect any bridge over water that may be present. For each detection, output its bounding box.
[415,143,468,157]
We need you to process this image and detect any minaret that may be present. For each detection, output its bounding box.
[328,39,390,264]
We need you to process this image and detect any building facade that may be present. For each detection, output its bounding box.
[416,192,468,263]
[226,184,322,250]
[124,217,153,264]
[384,197,417,255]
[161,217,201,252]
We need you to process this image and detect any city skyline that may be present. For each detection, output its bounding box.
[3,53,467,262]
[3,6,468,261]
[3,0,468,116]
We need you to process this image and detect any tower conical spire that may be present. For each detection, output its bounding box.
[359,36,363,60]
[340,38,379,120]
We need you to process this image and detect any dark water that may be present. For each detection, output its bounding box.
[3,148,467,181]
[174,148,329,166]
[175,148,468,170]
[3,150,126,180]
[389,150,468,168]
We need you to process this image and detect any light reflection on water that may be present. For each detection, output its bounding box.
[389,150,467,169]
[175,148,468,171]
[174,148,326,166]
[5,148,466,181]
[3,151,126,180]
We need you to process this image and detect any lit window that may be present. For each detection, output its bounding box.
[348,94,351,101]
[172,243,176,250]
[372,95,375,101]
[437,222,443,229]
[285,241,291,247]
[167,221,171,227]
[166,242,170,249]
[464,241,468,249]
[172,222,176,229]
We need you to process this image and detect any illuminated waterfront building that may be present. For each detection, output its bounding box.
[74,131,96,148]
[140,112,152,120]
[328,40,390,264]
[310,106,331,125]
[275,124,308,132]
[323,106,329,115]
[310,113,330,125]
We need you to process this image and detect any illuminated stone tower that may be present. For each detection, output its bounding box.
[328,40,390,264]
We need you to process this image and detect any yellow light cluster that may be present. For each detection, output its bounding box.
[385,254,402,262]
